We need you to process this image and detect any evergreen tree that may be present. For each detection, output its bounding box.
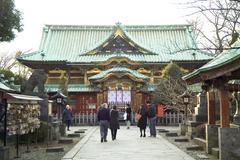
[0,0,23,42]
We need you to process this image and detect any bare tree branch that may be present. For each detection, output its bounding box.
[185,0,240,54]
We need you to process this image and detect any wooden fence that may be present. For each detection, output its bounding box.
[70,112,184,126]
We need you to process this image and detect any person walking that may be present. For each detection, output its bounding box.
[62,105,73,131]
[125,103,132,129]
[109,105,120,140]
[147,101,157,137]
[137,104,148,137]
[97,103,110,143]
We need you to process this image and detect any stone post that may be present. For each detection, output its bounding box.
[59,123,66,137]
[206,124,219,154]
[193,92,207,122]
[51,121,60,140]
[219,127,240,160]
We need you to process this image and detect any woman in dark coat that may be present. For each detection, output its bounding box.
[137,105,148,137]
[110,105,120,140]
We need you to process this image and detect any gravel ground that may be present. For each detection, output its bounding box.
[157,126,218,160]
[11,128,85,160]
[13,139,80,160]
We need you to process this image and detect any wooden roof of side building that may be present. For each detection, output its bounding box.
[183,40,240,84]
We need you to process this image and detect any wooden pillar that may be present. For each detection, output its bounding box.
[150,71,154,84]
[84,72,88,85]
[218,87,230,128]
[103,89,107,103]
[207,90,216,125]
[97,93,103,108]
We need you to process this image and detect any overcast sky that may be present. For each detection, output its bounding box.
[0,0,193,56]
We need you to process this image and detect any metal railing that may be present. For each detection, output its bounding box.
[68,112,184,126]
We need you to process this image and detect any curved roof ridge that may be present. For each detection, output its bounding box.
[123,24,191,30]
[45,24,114,30]
[17,51,43,60]
[89,66,149,80]
[44,24,191,29]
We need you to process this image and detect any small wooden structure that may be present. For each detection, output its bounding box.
[0,82,42,159]
[183,42,240,160]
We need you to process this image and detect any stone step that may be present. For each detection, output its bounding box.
[186,145,203,151]
[75,130,85,133]
[197,154,209,159]
[58,138,73,144]
[77,129,86,133]
[211,148,219,158]
[157,129,169,133]
[67,133,80,138]
[46,147,64,153]
[174,138,189,142]
[165,132,178,137]
[193,138,206,151]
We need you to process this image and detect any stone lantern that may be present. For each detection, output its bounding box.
[51,91,67,119]
[180,90,190,124]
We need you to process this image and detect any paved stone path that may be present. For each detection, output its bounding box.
[62,126,195,160]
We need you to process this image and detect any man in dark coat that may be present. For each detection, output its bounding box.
[62,105,73,131]
[97,103,110,142]
[125,103,132,129]
[147,101,157,137]
[137,105,148,137]
[109,105,120,140]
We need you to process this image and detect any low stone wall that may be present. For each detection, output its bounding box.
[206,124,219,153]
[0,146,9,160]
[219,127,240,160]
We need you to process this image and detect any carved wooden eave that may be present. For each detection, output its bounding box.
[96,57,140,66]
[137,68,151,74]
[86,68,102,74]
[92,73,148,83]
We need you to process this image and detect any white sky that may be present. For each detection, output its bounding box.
[0,0,193,56]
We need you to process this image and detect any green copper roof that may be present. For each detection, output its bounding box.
[13,84,99,93]
[18,24,213,64]
[187,83,202,92]
[89,67,149,80]
[141,84,156,92]
[183,41,240,81]
[0,82,14,92]
[45,84,99,92]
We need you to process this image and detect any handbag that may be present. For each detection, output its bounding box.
[135,113,142,121]
[123,112,127,120]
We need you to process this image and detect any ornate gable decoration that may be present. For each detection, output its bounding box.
[86,26,155,55]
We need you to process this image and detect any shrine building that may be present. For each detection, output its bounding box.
[17,23,212,113]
